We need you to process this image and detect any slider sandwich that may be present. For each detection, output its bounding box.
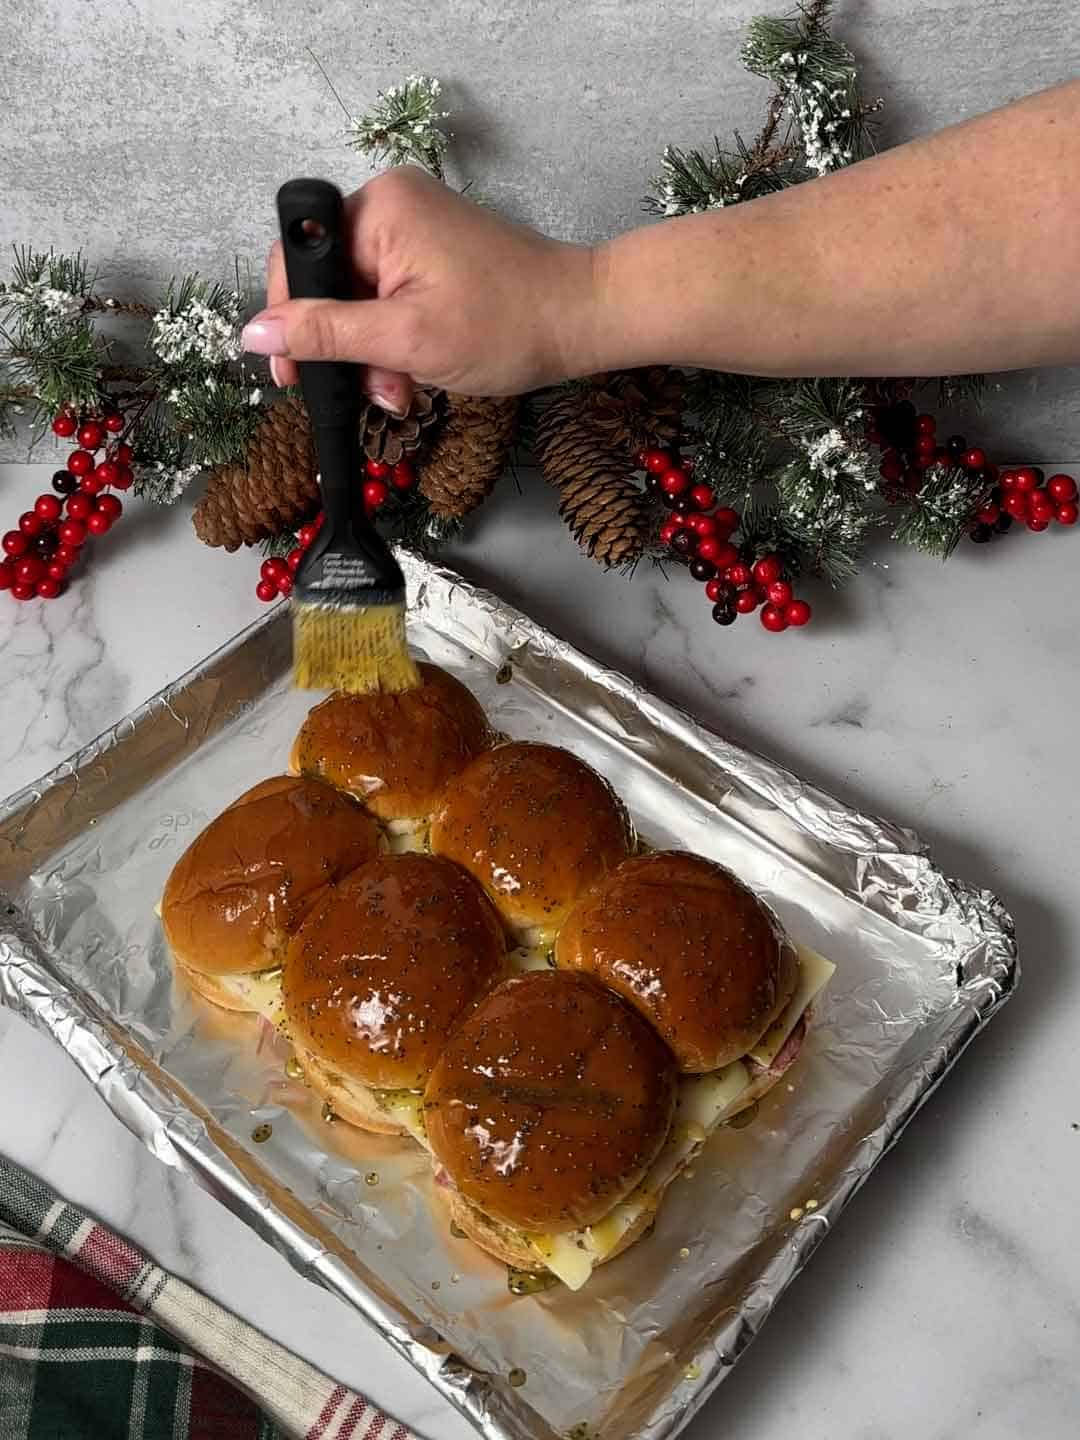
[423,969,678,1276]
[533,850,835,1287]
[417,851,833,1290]
[429,741,634,944]
[290,662,491,842]
[282,852,507,1135]
[160,776,381,1024]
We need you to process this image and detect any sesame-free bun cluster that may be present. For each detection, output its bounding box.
[160,663,821,1287]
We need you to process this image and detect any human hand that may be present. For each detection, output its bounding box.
[242,166,598,411]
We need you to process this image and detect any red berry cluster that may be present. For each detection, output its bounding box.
[255,513,324,602]
[0,410,131,601]
[361,455,417,515]
[253,456,418,602]
[997,468,1077,534]
[868,400,1077,544]
[639,447,812,633]
[867,404,987,499]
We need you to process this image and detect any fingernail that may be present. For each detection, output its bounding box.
[268,355,284,387]
[241,316,288,356]
[369,388,408,418]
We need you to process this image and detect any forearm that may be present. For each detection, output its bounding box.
[583,81,1080,379]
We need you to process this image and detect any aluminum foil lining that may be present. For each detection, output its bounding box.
[0,551,1018,1440]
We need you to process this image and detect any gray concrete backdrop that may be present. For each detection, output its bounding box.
[4,0,1078,463]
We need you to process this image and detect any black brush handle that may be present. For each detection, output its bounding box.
[276,179,396,587]
[276,179,360,542]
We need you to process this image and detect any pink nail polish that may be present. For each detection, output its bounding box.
[268,356,284,387]
[370,389,408,419]
[241,317,288,356]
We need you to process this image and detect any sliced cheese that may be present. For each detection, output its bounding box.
[522,948,836,1290]
[156,897,287,1032]
[216,967,288,1029]
[748,946,835,1069]
[384,820,430,853]
[527,1231,596,1292]
[527,1059,752,1289]
[374,1087,428,1145]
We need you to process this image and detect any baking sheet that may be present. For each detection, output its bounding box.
[0,551,1017,1440]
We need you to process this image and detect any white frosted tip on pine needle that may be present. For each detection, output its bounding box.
[292,603,420,694]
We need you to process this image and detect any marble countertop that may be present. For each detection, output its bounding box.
[1,459,1077,1440]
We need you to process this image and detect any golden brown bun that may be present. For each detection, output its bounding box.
[282,852,507,1091]
[442,1012,813,1282]
[429,742,634,933]
[446,1189,537,1269]
[161,777,381,979]
[296,1046,410,1136]
[445,1190,655,1275]
[423,970,677,1234]
[289,663,491,823]
[554,850,799,1073]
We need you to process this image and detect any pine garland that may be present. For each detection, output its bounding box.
[6,3,1063,623]
[345,73,450,179]
[644,4,994,577]
[891,464,994,559]
[0,248,103,423]
[0,252,265,503]
[742,0,880,176]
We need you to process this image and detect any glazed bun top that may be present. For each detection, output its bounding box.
[282,852,507,1091]
[161,776,381,978]
[289,662,492,823]
[423,969,677,1234]
[554,850,798,1072]
[428,742,634,934]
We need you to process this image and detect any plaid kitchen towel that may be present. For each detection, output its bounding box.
[0,1153,418,1440]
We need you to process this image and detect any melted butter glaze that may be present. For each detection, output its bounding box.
[554,850,797,1073]
[291,662,491,823]
[282,852,507,1090]
[429,742,634,933]
[161,776,381,977]
[423,970,676,1234]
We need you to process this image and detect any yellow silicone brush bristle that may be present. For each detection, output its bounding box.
[292,601,421,694]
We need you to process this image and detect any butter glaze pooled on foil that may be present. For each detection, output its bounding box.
[282,852,507,1091]
[555,850,799,1072]
[423,970,677,1233]
[289,662,492,823]
[161,776,382,985]
[429,742,634,933]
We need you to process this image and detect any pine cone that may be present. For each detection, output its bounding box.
[193,395,317,551]
[193,389,444,550]
[580,367,686,457]
[362,387,440,464]
[418,393,519,520]
[534,387,652,568]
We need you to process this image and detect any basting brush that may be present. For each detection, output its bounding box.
[276,178,420,694]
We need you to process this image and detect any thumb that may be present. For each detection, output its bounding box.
[241,297,418,373]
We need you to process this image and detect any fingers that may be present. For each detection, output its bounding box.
[263,242,298,387]
[255,246,414,408]
[265,239,287,307]
[242,298,420,405]
[364,366,414,416]
[252,169,438,402]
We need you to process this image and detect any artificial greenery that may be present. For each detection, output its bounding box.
[646,0,986,579]
[1,1,1005,584]
[0,254,264,501]
[346,73,450,179]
